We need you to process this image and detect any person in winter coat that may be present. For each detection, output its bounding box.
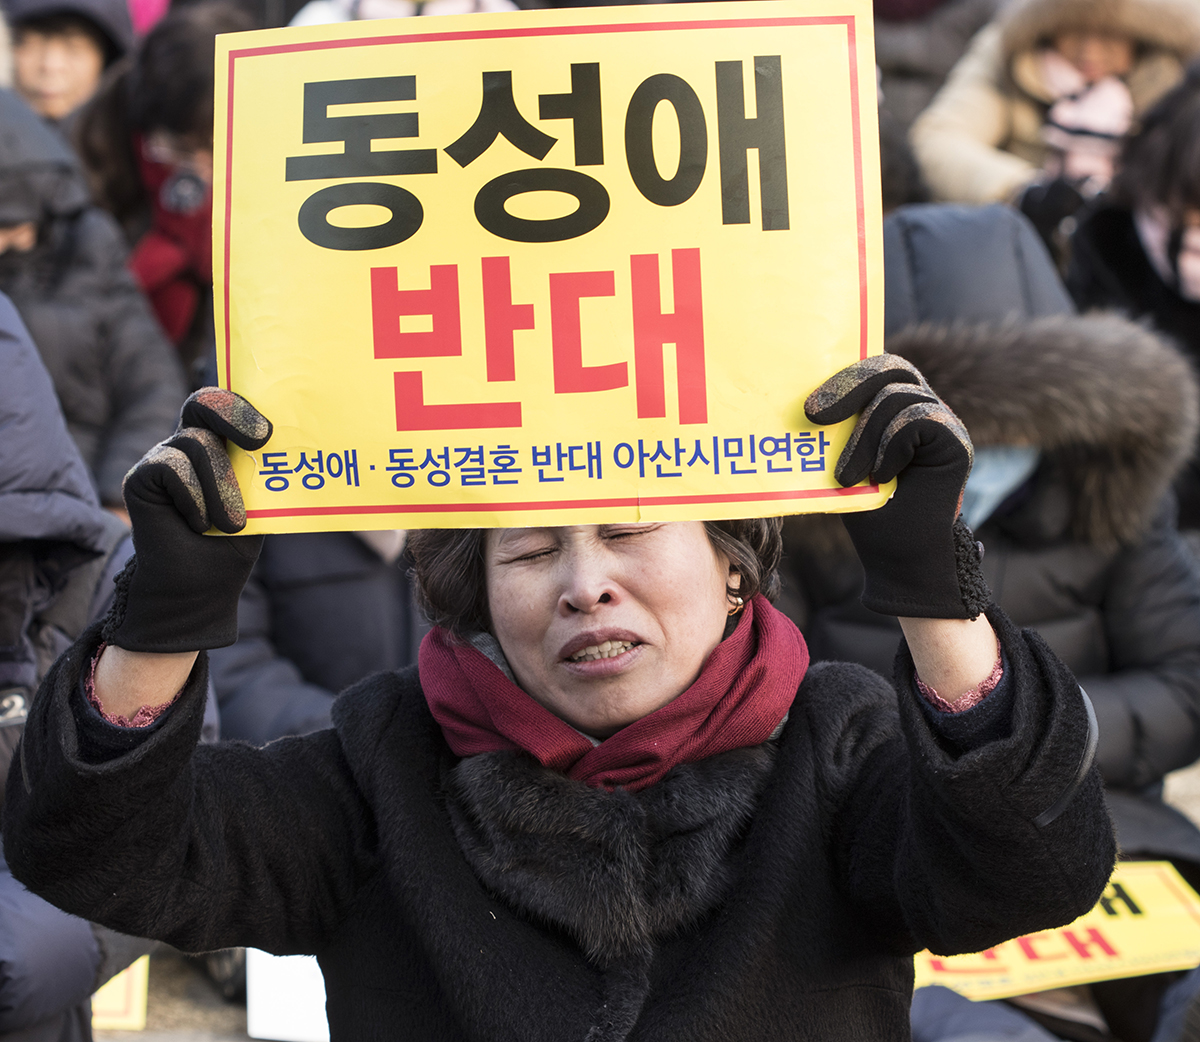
[3,0,131,126]
[910,0,1200,210]
[72,2,253,379]
[0,87,186,513]
[209,530,427,744]
[874,0,1002,131]
[0,293,160,1042]
[781,203,1200,1041]
[1067,64,1200,526]
[2,350,1115,1041]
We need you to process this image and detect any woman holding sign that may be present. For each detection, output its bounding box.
[3,357,1114,1041]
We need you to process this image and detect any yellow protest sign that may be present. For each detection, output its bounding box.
[213,0,889,532]
[914,862,1200,1001]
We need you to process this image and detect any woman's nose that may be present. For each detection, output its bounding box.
[557,551,620,614]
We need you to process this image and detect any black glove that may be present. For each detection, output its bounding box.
[103,389,273,653]
[805,355,990,620]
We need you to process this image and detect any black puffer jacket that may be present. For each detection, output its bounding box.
[782,314,1200,873]
[0,89,185,507]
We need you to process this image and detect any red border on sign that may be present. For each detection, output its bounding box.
[223,14,874,518]
[245,482,881,519]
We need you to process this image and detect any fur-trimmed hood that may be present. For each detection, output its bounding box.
[888,313,1200,545]
[998,0,1200,111]
[999,0,1200,62]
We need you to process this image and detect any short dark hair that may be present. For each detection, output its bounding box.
[408,518,784,637]
[1112,59,1200,221]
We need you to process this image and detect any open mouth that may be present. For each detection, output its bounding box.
[568,640,638,663]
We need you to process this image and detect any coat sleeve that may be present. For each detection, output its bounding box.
[810,605,1115,957]
[1078,511,1200,789]
[208,569,338,745]
[909,25,1039,203]
[2,624,379,957]
[83,210,188,506]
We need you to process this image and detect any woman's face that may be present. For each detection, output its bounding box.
[485,522,735,738]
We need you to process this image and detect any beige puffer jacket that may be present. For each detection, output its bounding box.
[910,0,1200,203]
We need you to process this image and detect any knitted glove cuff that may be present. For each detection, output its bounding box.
[952,516,992,620]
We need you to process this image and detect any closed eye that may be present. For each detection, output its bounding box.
[515,547,556,562]
[602,523,662,540]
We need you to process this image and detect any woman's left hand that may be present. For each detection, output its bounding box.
[805,355,990,621]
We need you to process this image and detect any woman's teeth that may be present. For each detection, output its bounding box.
[569,640,635,662]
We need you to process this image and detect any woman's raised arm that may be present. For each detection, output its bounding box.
[89,388,272,721]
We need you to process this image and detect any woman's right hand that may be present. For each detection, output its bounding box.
[102,388,272,654]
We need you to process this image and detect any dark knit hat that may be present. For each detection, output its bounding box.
[2,0,133,61]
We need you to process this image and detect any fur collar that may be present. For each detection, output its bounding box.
[443,745,776,967]
[887,315,1199,545]
[998,0,1200,62]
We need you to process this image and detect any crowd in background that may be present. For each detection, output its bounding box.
[3,0,1200,1037]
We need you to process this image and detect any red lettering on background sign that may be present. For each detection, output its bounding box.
[1017,935,1067,961]
[928,949,1005,974]
[371,265,462,358]
[630,247,707,424]
[549,270,628,393]
[1061,928,1118,959]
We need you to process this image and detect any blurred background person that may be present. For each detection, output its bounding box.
[910,0,1200,255]
[1068,62,1200,530]
[0,291,164,1042]
[73,1,253,384]
[2,0,131,129]
[780,202,1200,1041]
[0,86,185,518]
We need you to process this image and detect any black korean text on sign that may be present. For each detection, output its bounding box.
[289,59,790,250]
[448,67,610,244]
[624,74,708,207]
[288,76,436,250]
[715,56,789,230]
[538,63,603,165]
[444,71,557,166]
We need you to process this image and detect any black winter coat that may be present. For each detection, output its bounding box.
[5,608,1114,1042]
[782,314,1200,873]
[0,89,185,507]
[208,533,426,744]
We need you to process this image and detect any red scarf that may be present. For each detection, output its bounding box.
[419,594,809,792]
